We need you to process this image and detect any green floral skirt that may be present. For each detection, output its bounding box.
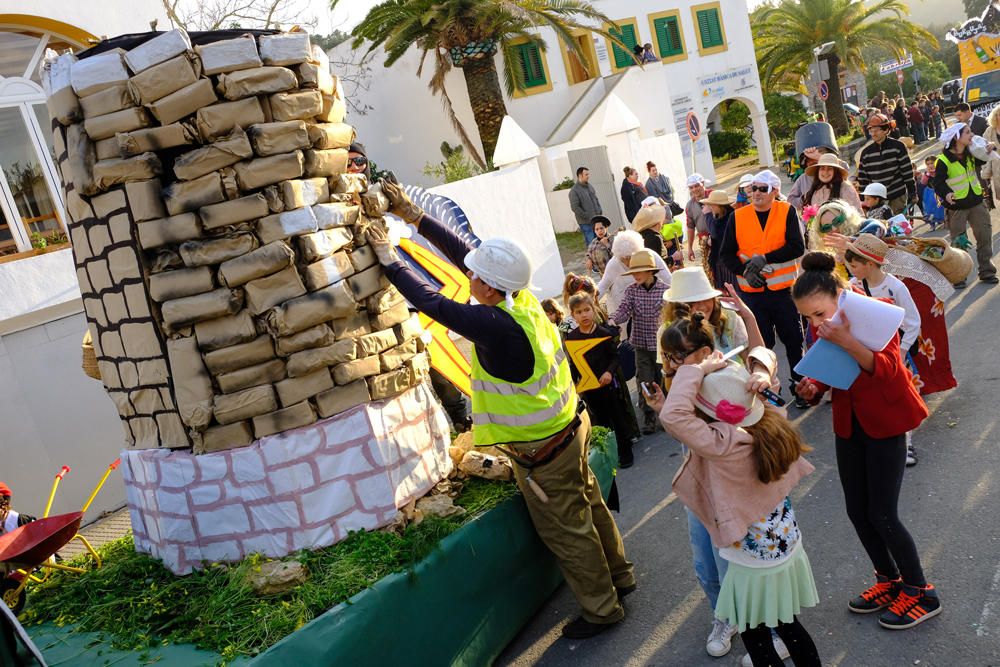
[714,545,819,632]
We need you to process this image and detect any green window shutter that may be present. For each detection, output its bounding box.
[654,16,683,57]
[697,9,724,49]
[513,43,546,88]
[609,23,638,69]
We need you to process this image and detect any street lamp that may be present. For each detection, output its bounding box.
[812,41,836,118]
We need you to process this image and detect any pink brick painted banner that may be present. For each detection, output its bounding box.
[121,383,452,574]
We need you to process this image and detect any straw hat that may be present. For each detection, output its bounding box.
[846,233,887,265]
[805,153,849,179]
[623,248,659,274]
[663,267,722,303]
[699,190,736,207]
[695,364,765,428]
[632,204,666,232]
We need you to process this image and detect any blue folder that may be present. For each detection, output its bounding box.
[794,339,861,390]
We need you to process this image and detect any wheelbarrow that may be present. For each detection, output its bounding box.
[0,459,120,614]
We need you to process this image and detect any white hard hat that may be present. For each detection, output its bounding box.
[686,173,706,187]
[464,238,533,293]
[861,182,888,199]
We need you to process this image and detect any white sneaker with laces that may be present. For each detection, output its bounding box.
[706,619,738,657]
[740,634,791,666]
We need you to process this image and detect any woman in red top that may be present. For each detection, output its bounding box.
[792,252,941,632]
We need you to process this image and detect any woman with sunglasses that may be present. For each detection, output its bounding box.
[347,142,371,178]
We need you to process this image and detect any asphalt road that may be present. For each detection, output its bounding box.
[499,170,1000,666]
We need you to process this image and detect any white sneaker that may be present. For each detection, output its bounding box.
[740,635,791,666]
[706,619,738,657]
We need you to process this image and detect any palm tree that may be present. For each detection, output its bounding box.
[335,0,629,168]
[753,0,937,135]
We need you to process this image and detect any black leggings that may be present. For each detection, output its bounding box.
[835,418,926,585]
[741,618,820,667]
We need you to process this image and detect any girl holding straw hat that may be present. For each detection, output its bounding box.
[803,153,863,212]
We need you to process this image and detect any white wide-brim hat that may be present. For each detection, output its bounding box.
[663,267,722,303]
[695,364,765,428]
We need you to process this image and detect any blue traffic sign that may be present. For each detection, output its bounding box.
[686,111,702,142]
[818,81,829,101]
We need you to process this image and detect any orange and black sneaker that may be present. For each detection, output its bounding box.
[878,583,942,630]
[848,574,902,614]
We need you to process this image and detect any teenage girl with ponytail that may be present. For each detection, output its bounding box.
[792,251,940,631]
[646,287,821,666]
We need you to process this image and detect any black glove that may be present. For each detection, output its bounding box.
[746,254,767,274]
[745,270,767,289]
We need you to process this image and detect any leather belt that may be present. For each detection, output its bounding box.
[496,413,582,470]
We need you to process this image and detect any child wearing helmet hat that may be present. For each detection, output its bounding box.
[860,183,893,220]
[0,483,36,536]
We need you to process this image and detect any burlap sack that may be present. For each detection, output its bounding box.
[303,148,348,178]
[180,231,259,267]
[269,90,322,121]
[302,252,354,291]
[214,385,278,425]
[297,227,352,262]
[347,265,389,301]
[275,368,334,407]
[161,287,244,329]
[148,78,217,125]
[355,329,399,358]
[285,339,356,377]
[297,62,334,95]
[218,240,294,287]
[128,53,200,105]
[316,93,346,124]
[315,378,370,418]
[48,86,82,126]
[368,366,413,401]
[92,152,162,190]
[275,323,335,356]
[124,28,191,73]
[117,122,197,156]
[366,286,405,314]
[84,107,152,141]
[380,338,419,372]
[361,182,390,218]
[307,122,355,150]
[265,281,357,336]
[79,83,135,118]
[196,35,261,75]
[173,127,253,181]
[125,179,167,221]
[253,401,316,438]
[333,310,370,340]
[216,66,298,100]
[203,334,275,374]
[166,335,214,430]
[94,137,119,160]
[217,358,286,394]
[244,265,307,315]
[248,120,309,156]
[282,177,329,208]
[196,97,265,141]
[194,420,254,454]
[332,356,381,385]
[149,266,214,302]
[71,50,128,97]
[313,203,359,229]
[371,301,412,330]
[163,171,227,216]
[331,173,368,195]
[234,151,304,191]
[200,193,269,230]
[194,309,258,351]
[137,212,202,250]
[257,205,316,244]
[260,33,311,66]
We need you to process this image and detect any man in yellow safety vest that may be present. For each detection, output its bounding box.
[367,182,635,639]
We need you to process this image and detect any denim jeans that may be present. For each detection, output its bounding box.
[579,222,596,246]
[686,506,729,610]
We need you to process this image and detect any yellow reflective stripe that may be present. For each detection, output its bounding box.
[473,385,576,428]
[471,349,567,396]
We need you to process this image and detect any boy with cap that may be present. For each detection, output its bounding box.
[0,483,35,536]
[685,174,710,262]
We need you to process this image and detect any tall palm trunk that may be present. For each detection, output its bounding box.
[824,54,849,136]
[461,56,508,166]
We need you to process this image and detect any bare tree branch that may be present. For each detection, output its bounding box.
[162,0,318,32]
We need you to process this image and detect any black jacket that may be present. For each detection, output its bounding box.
[620,180,646,223]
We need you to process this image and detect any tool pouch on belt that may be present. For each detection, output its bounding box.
[498,412,583,470]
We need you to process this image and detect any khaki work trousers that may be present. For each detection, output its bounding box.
[510,410,634,624]
[946,203,997,280]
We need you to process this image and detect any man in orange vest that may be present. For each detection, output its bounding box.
[720,170,808,407]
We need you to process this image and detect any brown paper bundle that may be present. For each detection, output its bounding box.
[124,28,191,73]
[361,182,390,218]
[297,227,352,262]
[371,301,412,330]
[137,212,202,250]
[117,122,197,156]
[214,385,278,425]
[297,62,335,95]
[332,356,381,385]
[173,127,253,181]
[347,265,389,301]
[366,286,404,314]
[218,240,294,287]
[396,314,424,342]
[275,368,334,407]
[128,53,200,105]
[125,179,168,221]
[66,123,97,196]
[194,421,254,454]
[92,152,162,190]
[332,310,370,340]
[149,248,184,273]
[313,202,359,229]
[194,310,258,351]
[303,148,348,177]
[84,106,152,141]
[302,251,354,291]
[244,264,307,315]
[281,177,329,208]
[180,231,259,267]
[216,358,286,394]
[203,335,275,374]
[285,339,357,378]
[330,173,368,195]
[196,35,262,75]
[257,205,317,244]
[95,137,120,160]
[409,352,430,381]
[315,378,370,418]
[248,120,310,156]
[79,83,135,118]
[233,151,304,191]
[274,323,335,356]
[48,86,82,126]
[265,281,356,336]
[162,171,228,216]
[216,66,298,100]
[161,288,244,329]
[199,193,269,230]
[260,33,312,66]
[262,185,285,213]
[253,401,316,437]
[368,366,413,401]
[149,266,214,302]
[71,50,129,97]
[148,78,217,125]
[316,93,346,124]
[307,122,355,150]
[380,338,419,372]
[166,335,214,430]
[355,329,399,358]
[196,97,266,142]
[269,90,322,121]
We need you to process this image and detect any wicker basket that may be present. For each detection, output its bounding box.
[894,237,973,284]
[81,330,102,381]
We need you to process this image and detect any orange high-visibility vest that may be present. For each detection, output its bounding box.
[734,201,800,292]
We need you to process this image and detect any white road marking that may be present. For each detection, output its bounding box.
[976,556,1000,636]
